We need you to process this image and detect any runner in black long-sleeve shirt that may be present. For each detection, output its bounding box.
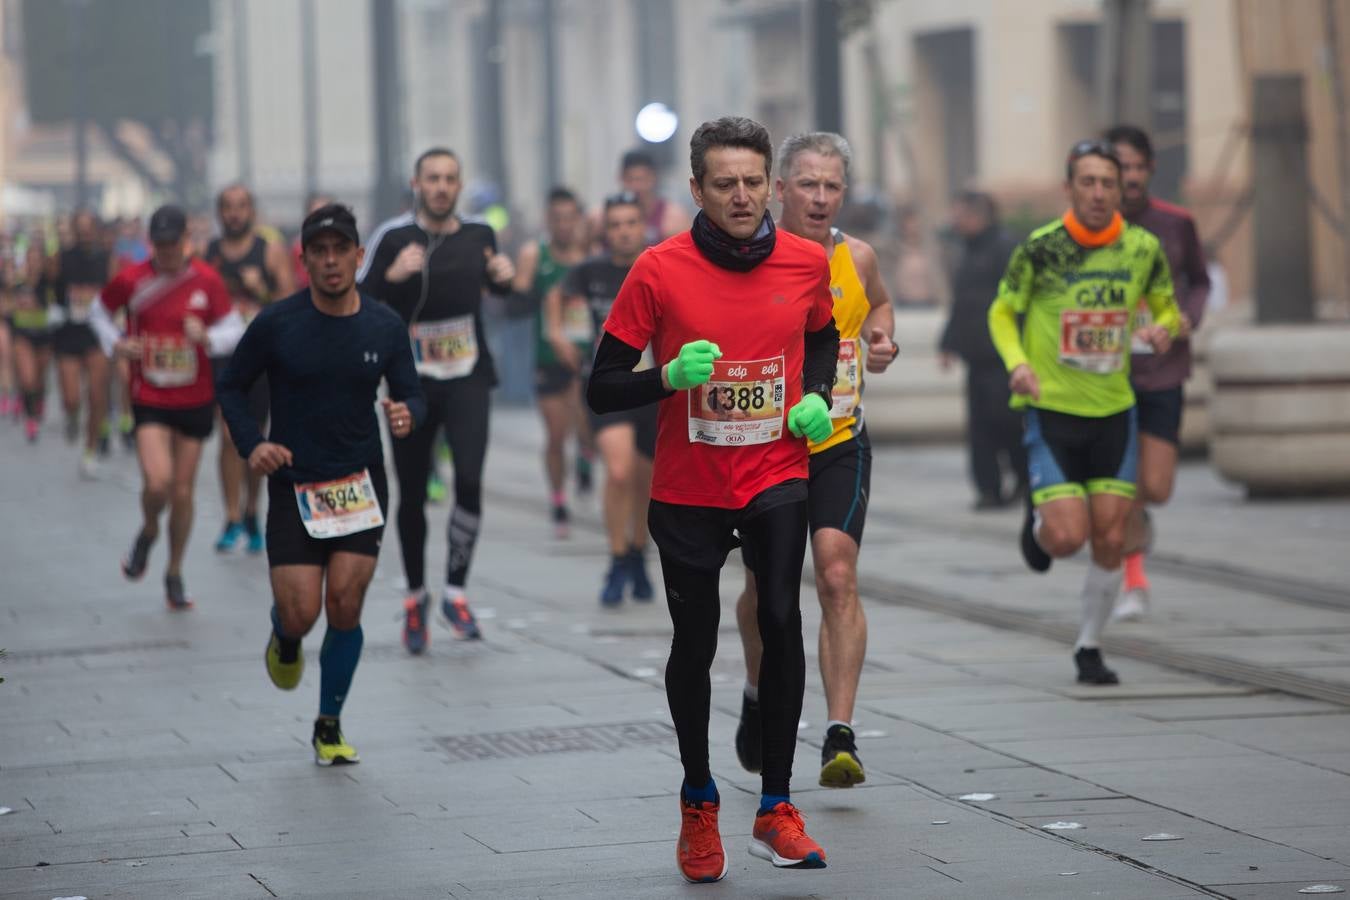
[218,204,425,767]
[357,147,515,652]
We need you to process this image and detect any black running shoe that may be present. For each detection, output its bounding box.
[1074,647,1120,685]
[734,693,762,773]
[819,724,866,788]
[552,504,570,539]
[1020,493,1052,573]
[164,574,194,611]
[121,530,154,581]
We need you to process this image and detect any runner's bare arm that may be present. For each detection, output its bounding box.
[265,238,296,298]
[849,237,897,373]
[512,241,539,295]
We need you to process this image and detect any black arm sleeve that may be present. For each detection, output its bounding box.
[802,318,840,406]
[586,331,672,414]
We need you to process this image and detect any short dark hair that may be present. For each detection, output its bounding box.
[1065,138,1122,181]
[689,116,773,186]
[1103,124,1154,165]
[620,149,657,173]
[547,187,580,207]
[216,183,254,211]
[414,147,459,176]
[955,189,999,225]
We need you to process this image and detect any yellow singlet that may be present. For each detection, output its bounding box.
[812,230,871,454]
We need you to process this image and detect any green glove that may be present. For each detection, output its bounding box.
[788,392,832,443]
[665,339,722,390]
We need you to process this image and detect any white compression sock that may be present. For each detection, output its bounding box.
[1076,561,1122,649]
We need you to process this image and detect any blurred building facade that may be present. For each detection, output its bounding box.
[0,0,1345,308]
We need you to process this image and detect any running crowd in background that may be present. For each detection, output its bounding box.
[0,116,1211,885]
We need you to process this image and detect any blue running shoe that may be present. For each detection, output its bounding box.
[440,592,482,640]
[403,591,430,654]
[243,516,264,555]
[215,521,245,554]
[600,556,627,608]
[628,546,654,602]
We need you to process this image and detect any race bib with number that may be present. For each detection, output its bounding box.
[561,298,594,344]
[410,315,478,380]
[67,297,94,324]
[1130,300,1154,354]
[142,336,198,387]
[831,338,863,419]
[1059,309,1128,373]
[292,469,384,539]
[688,355,786,446]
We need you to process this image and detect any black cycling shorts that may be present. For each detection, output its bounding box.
[1134,386,1184,446]
[589,403,657,460]
[806,427,872,546]
[133,403,216,441]
[1025,407,1137,504]
[266,464,389,568]
[534,362,577,398]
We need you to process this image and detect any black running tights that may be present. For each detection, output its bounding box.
[661,498,809,797]
[391,378,490,592]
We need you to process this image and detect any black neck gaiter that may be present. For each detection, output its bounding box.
[691,210,776,272]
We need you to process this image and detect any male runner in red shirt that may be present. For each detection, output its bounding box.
[90,206,242,609]
[589,116,839,883]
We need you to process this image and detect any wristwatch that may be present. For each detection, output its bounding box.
[805,383,834,409]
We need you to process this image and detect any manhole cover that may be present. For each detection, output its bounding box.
[435,721,674,762]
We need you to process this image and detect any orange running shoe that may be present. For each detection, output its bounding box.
[749,802,827,868]
[676,797,728,883]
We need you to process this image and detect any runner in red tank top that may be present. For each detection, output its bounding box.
[89,206,243,610]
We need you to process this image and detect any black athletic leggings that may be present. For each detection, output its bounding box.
[391,377,490,592]
[658,497,809,797]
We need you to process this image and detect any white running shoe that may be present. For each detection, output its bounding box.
[79,451,99,481]
[1112,587,1151,622]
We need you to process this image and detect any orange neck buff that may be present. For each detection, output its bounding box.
[1062,210,1123,248]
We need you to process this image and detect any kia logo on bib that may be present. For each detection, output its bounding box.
[725,433,746,445]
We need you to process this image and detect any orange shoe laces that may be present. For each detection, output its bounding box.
[681,803,722,858]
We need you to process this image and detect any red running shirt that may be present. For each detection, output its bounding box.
[604,230,834,509]
[100,258,233,409]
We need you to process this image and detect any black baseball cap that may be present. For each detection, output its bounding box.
[147,205,188,243]
[301,203,360,248]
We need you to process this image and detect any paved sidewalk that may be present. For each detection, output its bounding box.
[2,409,1348,899]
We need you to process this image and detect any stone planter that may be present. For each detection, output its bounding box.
[1209,323,1350,495]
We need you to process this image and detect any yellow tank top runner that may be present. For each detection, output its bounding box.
[812,230,870,454]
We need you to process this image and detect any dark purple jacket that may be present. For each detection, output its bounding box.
[1126,197,1210,391]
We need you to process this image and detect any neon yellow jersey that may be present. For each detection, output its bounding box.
[811,232,871,454]
[988,218,1180,418]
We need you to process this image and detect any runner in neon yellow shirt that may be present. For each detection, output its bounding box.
[988,139,1181,686]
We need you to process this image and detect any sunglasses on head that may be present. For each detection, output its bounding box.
[604,191,640,210]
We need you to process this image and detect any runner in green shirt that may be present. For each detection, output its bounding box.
[988,139,1181,686]
[514,188,593,536]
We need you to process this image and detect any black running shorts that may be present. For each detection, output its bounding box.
[806,427,872,546]
[534,362,576,398]
[1134,386,1184,446]
[266,464,389,568]
[588,403,657,460]
[132,403,216,441]
[53,323,98,357]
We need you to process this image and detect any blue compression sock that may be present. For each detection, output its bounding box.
[759,793,790,814]
[682,779,719,805]
[318,624,364,718]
